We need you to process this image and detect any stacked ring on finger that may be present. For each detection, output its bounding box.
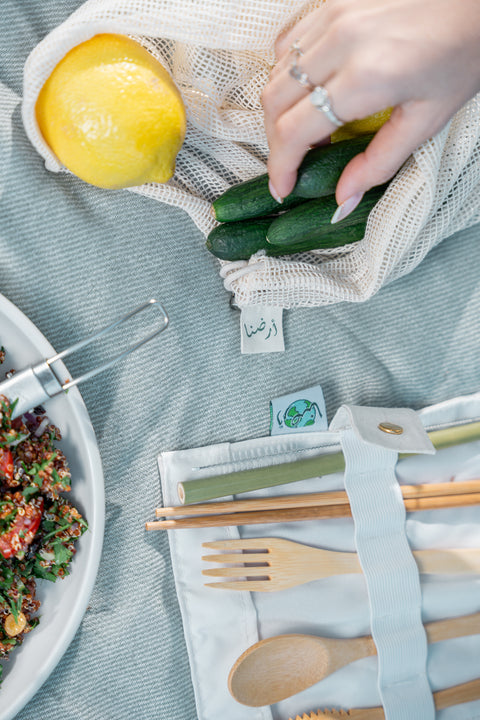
[287,40,345,128]
[288,40,313,89]
[310,85,344,127]
[290,40,303,57]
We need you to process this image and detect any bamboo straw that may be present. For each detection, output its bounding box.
[145,490,480,531]
[157,479,480,518]
[177,420,480,505]
[178,450,345,504]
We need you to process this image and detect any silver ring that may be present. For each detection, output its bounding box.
[289,59,313,88]
[288,41,313,89]
[289,40,303,56]
[310,85,344,127]
[288,40,313,89]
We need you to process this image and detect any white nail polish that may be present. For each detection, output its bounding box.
[268,180,283,204]
[331,192,364,224]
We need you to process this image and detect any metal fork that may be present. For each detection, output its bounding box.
[202,537,480,592]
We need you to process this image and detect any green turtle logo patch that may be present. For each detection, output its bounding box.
[281,399,321,429]
[270,385,328,435]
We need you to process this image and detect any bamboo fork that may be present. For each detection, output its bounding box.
[201,537,480,591]
[290,677,480,719]
[145,480,480,531]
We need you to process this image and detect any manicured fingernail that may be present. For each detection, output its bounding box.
[331,192,364,224]
[268,180,283,204]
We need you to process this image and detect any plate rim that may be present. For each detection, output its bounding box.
[0,292,105,720]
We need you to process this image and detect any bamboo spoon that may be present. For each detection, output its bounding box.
[228,612,480,706]
[289,677,480,719]
[202,537,480,592]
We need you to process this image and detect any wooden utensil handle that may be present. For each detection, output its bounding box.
[307,547,480,580]
[413,548,480,574]
[326,613,479,685]
[425,612,480,644]
[435,677,480,711]
[290,677,480,718]
[309,546,362,576]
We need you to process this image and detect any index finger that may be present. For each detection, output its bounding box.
[267,92,336,199]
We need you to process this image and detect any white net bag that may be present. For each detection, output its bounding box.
[22,0,480,308]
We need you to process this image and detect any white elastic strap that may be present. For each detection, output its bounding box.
[340,427,435,720]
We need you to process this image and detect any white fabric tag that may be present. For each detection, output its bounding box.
[240,306,284,354]
[270,384,328,435]
[330,405,435,454]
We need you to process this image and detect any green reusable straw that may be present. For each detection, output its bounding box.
[177,420,480,505]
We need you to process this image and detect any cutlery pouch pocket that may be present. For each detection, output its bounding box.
[158,391,480,720]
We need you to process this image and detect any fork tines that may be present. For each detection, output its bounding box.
[202,539,272,591]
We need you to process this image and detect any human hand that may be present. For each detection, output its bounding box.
[262,0,480,220]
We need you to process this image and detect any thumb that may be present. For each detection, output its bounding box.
[335,102,442,205]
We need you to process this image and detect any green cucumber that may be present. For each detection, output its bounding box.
[292,134,374,199]
[211,175,303,223]
[211,134,374,222]
[266,184,386,247]
[206,216,371,261]
[278,222,367,254]
[206,218,272,260]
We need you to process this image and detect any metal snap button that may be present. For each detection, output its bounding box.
[378,421,404,435]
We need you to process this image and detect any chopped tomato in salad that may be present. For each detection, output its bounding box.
[0,345,87,683]
[0,448,13,484]
[0,496,44,559]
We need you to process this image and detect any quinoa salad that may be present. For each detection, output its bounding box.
[0,345,87,684]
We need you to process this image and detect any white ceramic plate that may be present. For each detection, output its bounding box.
[0,293,105,720]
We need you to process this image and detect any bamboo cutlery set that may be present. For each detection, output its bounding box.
[147,419,480,716]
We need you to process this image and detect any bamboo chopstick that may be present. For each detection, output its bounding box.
[147,503,352,530]
[145,489,480,531]
[177,419,480,504]
[156,479,480,518]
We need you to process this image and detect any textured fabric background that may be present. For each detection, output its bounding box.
[1,2,480,719]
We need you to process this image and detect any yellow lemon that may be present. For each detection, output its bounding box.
[331,107,392,143]
[36,34,186,189]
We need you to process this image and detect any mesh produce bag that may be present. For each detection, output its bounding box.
[22,0,480,308]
